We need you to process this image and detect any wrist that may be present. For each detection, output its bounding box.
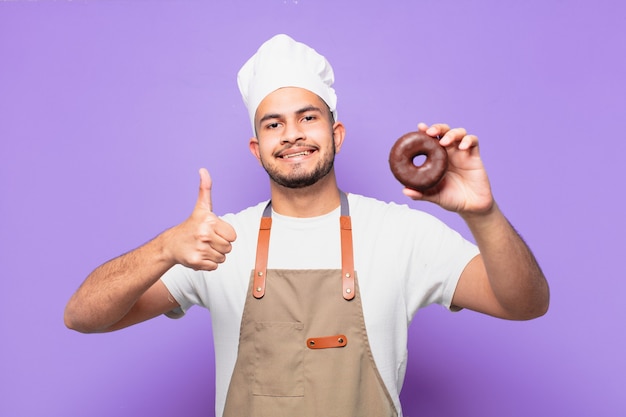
[153,227,179,267]
[460,201,502,231]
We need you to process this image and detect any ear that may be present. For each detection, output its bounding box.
[249,136,262,164]
[332,121,346,154]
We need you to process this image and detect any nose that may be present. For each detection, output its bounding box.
[281,122,305,144]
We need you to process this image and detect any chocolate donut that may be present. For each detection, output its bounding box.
[388,131,448,192]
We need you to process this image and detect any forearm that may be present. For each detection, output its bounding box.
[462,203,550,319]
[64,231,175,333]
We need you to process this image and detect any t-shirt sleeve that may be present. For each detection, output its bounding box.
[434,233,479,311]
[405,211,479,313]
[160,264,205,318]
[350,195,480,319]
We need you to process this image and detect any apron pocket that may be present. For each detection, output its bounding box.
[253,321,305,397]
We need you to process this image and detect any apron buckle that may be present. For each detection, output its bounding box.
[306,334,348,349]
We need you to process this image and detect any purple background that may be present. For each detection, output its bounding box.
[1,1,625,416]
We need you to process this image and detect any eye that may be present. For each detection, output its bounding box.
[265,122,281,130]
[302,114,316,122]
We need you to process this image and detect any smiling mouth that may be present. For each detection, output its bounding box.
[281,150,313,159]
[277,145,318,159]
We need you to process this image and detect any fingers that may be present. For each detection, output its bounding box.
[213,217,238,245]
[196,168,213,212]
[189,218,237,271]
[417,122,450,137]
[194,237,232,269]
[417,122,430,132]
[418,122,478,150]
[194,203,237,260]
[438,127,467,147]
[457,134,479,150]
[402,187,423,200]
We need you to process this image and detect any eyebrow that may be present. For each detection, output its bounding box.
[258,105,324,125]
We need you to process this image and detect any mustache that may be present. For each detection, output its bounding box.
[273,133,335,157]
[274,143,319,158]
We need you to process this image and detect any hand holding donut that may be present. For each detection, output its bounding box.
[390,123,494,215]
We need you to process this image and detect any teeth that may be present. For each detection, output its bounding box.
[283,151,311,159]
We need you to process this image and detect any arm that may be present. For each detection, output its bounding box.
[453,204,549,320]
[403,123,549,320]
[64,168,237,333]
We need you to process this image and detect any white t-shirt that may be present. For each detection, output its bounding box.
[161,193,479,417]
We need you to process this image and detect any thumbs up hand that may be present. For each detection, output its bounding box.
[165,168,237,271]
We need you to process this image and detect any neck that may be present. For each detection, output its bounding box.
[268,170,341,217]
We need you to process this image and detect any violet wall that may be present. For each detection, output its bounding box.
[1,1,624,416]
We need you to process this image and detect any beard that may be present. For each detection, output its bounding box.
[260,139,336,189]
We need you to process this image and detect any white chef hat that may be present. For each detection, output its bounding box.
[237,34,337,132]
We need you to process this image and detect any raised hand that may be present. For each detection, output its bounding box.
[164,168,237,271]
[402,123,494,215]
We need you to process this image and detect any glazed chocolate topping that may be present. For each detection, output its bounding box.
[388,131,448,192]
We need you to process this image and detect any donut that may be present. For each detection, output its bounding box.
[388,131,448,192]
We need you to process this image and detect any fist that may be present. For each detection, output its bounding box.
[167,168,237,271]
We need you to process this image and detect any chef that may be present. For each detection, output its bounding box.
[65,34,549,417]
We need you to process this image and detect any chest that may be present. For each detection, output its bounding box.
[266,215,342,269]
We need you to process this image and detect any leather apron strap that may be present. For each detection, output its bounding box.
[253,192,355,300]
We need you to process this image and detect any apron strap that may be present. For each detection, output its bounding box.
[340,216,355,300]
[253,192,355,300]
[252,215,271,299]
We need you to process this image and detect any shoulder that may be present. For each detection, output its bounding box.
[220,200,268,228]
[347,193,468,248]
[348,193,437,224]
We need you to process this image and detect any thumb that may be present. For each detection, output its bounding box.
[196,168,213,212]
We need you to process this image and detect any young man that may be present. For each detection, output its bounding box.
[65,34,549,417]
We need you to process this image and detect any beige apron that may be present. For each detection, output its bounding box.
[223,193,397,417]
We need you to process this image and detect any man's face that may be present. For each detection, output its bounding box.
[250,87,344,189]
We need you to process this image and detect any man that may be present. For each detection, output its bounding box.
[65,34,549,417]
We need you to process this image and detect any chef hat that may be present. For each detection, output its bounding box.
[237,34,337,132]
